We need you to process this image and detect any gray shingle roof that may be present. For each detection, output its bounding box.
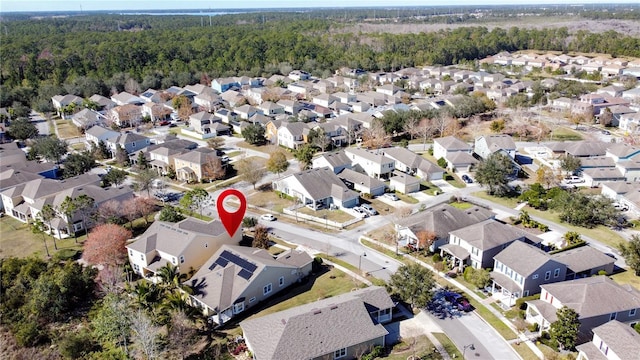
[434,136,472,151]
[240,286,391,360]
[588,320,640,359]
[338,168,386,190]
[345,147,394,165]
[397,203,493,239]
[551,246,615,275]
[290,167,354,201]
[540,276,640,319]
[314,151,351,169]
[493,241,556,277]
[450,219,540,250]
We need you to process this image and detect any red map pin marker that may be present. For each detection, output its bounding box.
[217,189,247,237]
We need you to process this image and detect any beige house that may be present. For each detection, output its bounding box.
[187,245,313,326]
[126,217,241,278]
[174,148,222,183]
[241,286,393,360]
[526,276,640,344]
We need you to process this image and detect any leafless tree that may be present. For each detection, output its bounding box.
[130,309,161,360]
[362,121,391,149]
[167,311,198,360]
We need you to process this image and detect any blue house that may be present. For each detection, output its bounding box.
[212,78,240,93]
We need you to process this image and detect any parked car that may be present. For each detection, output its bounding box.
[260,214,276,221]
[382,193,399,201]
[461,174,473,184]
[613,203,629,211]
[360,204,378,216]
[158,120,171,126]
[564,176,584,184]
[457,298,472,312]
[353,207,368,217]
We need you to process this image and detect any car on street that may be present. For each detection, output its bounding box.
[360,203,378,216]
[382,193,399,201]
[457,298,472,312]
[564,176,584,184]
[158,120,171,126]
[260,214,276,221]
[461,174,473,184]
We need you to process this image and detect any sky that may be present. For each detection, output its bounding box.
[1,0,638,13]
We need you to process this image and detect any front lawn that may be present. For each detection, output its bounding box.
[55,119,82,139]
[0,216,84,259]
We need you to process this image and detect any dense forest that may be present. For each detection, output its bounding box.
[1,10,639,112]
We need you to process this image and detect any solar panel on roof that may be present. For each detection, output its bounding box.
[208,263,217,271]
[220,250,257,272]
[215,257,229,268]
[238,269,252,280]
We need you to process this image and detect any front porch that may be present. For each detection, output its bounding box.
[489,271,523,308]
[439,244,470,273]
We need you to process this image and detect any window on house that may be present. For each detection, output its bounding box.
[233,302,244,314]
[334,348,347,359]
[249,297,256,303]
[129,250,133,256]
[133,264,140,272]
[140,254,144,260]
[524,290,529,297]
[179,255,185,264]
[630,309,637,317]
[545,271,551,280]
[279,276,285,287]
[263,283,272,295]
[610,312,617,321]
[172,257,177,265]
[532,274,539,280]
[554,269,560,278]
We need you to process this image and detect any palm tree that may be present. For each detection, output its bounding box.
[157,263,189,293]
[131,281,162,310]
[59,196,77,242]
[74,194,95,237]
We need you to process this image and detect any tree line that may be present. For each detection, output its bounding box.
[2,15,640,111]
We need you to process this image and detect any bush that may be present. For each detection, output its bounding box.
[362,193,372,199]
[242,217,257,228]
[361,345,384,360]
[58,332,98,359]
[14,319,48,347]
[437,157,447,168]
[515,294,540,310]
[432,253,442,262]
[54,248,81,261]
[529,323,539,332]
[312,257,323,273]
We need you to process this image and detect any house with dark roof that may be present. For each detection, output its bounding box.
[127,217,241,279]
[576,320,640,360]
[490,241,567,306]
[51,94,83,117]
[88,94,116,112]
[240,286,393,360]
[273,167,360,210]
[337,168,386,197]
[526,276,640,344]
[381,147,444,181]
[129,138,198,175]
[186,245,313,326]
[442,219,542,271]
[395,203,493,252]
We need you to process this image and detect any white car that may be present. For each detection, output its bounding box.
[564,176,585,184]
[382,193,399,201]
[353,207,368,217]
[260,214,276,221]
[360,204,378,216]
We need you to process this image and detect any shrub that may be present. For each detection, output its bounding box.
[433,262,445,272]
[361,345,385,360]
[362,193,372,199]
[432,253,442,263]
[14,319,48,347]
[54,248,81,261]
[312,257,323,273]
[529,323,539,332]
[58,332,98,359]
[515,294,540,310]
[437,157,447,168]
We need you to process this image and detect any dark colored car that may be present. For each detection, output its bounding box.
[462,174,473,183]
[457,298,472,312]
[158,120,171,126]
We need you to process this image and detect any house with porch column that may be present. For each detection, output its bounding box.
[490,241,567,307]
[272,167,359,210]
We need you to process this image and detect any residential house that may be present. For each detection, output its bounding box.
[141,102,171,122]
[344,148,394,180]
[551,246,615,280]
[187,245,313,325]
[108,132,151,156]
[382,147,444,181]
[174,148,223,183]
[1,173,101,223]
[273,167,360,210]
[312,94,338,108]
[388,171,420,194]
[257,101,284,117]
[212,78,240,93]
[214,108,239,124]
[277,99,303,115]
[0,162,55,210]
[576,320,640,360]
[32,184,133,238]
[526,276,640,344]
[606,143,640,163]
[312,151,352,174]
[71,109,106,130]
[85,125,119,147]
[597,85,625,98]
[139,89,164,104]
[582,168,626,187]
[395,203,494,252]
[241,286,393,360]
[188,112,229,138]
[127,217,241,278]
[337,168,386,197]
[474,134,516,160]
[288,70,311,81]
[51,94,83,117]
[235,105,258,120]
[194,91,223,112]
[111,92,144,106]
[442,219,542,271]
[131,138,197,175]
[88,94,116,112]
[277,122,309,150]
[619,112,640,133]
[433,136,477,172]
[490,241,567,306]
[220,90,246,108]
[109,104,143,127]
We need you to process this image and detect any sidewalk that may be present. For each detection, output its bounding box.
[360,235,544,360]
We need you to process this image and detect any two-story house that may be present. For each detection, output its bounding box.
[174,148,223,183]
[127,217,241,278]
[381,147,444,181]
[474,134,517,160]
[432,136,477,172]
[576,320,640,360]
[526,276,640,344]
[312,151,352,174]
[277,122,309,150]
[186,245,313,326]
[490,241,567,306]
[240,286,393,360]
[344,148,394,180]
